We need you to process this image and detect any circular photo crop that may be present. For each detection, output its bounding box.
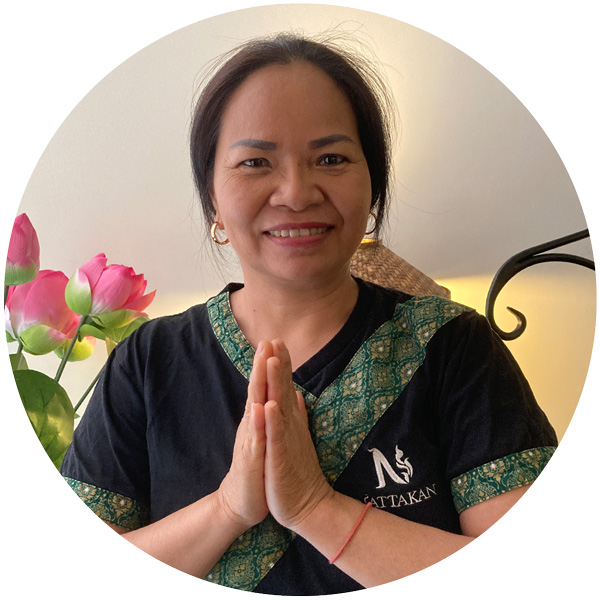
[4,3,597,599]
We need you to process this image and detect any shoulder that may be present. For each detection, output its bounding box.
[359,278,479,345]
[129,303,209,345]
[111,289,230,363]
[356,277,473,320]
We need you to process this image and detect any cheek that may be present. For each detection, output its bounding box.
[213,188,265,237]
[212,177,245,223]
[345,175,373,218]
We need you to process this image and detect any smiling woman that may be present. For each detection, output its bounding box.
[211,62,372,297]
[58,32,558,594]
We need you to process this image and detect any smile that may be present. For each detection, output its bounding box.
[267,227,329,238]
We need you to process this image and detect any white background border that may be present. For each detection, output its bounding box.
[2,2,598,598]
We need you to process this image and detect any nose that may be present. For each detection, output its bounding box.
[269,163,324,211]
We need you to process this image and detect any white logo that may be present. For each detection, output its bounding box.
[368,446,414,489]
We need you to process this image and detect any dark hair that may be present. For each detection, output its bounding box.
[190,33,393,238]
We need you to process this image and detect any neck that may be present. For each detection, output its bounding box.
[230,270,359,369]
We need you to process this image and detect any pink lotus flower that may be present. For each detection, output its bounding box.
[65,253,155,328]
[5,213,40,286]
[5,270,94,358]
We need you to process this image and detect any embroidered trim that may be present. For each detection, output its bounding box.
[64,477,149,530]
[207,290,317,407]
[451,446,556,513]
[207,292,255,381]
[310,297,470,485]
[206,291,471,590]
[206,515,295,589]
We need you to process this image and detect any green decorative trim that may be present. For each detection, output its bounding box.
[207,291,471,590]
[451,446,556,513]
[206,515,295,590]
[309,296,471,485]
[207,291,318,406]
[64,477,149,530]
[207,292,255,381]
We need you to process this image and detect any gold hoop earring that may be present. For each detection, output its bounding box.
[210,222,229,246]
[365,211,377,236]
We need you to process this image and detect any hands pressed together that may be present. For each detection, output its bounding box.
[217,339,334,533]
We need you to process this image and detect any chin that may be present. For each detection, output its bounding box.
[270,261,352,287]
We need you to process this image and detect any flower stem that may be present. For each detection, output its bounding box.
[15,341,23,361]
[73,364,104,413]
[54,315,89,383]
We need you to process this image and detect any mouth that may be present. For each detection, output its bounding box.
[266,226,330,238]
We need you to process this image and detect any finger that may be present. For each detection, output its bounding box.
[266,356,283,405]
[247,351,267,413]
[272,339,293,377]
[258,340,274,359]
[268,341,297,414]
[264,399,285,447]
[296,391,308,424]
[249,403,266,453]
[239,403,266,463]
[267,356,296,416]
[247,341,275,413]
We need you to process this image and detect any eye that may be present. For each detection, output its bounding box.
[240,157,270,168]
[318,154,347,166]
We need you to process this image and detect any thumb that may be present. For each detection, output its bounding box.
[296,391,308,424]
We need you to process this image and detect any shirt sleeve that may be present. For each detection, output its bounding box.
[60,333,151,530]
[427,311,558,513]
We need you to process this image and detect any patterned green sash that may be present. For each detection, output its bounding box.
[206,291,471,590]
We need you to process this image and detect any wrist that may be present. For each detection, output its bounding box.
[211,488,253,539]
[287,482,337,536]
[292,490,371,564]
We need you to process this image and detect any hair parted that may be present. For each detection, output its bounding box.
[190,32,394,238]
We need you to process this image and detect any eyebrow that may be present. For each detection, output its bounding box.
[308,134,354,149]
[229,133,354,151]
[229,139,277,150]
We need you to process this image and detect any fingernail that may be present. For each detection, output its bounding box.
[256,341,263,355]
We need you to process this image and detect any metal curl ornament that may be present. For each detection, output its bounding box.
[485,229,594,340]
[210,222,230,246]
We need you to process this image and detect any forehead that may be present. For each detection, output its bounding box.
[218,62,358,141]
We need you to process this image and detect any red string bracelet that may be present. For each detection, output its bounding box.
[329,502,372,564]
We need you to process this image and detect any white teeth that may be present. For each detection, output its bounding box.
[269,227,327,238]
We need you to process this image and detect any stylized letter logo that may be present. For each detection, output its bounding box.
[368,446,414,489]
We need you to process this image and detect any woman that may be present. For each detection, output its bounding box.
[60,34,557,594]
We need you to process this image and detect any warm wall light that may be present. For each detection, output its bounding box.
[437,267,596,441]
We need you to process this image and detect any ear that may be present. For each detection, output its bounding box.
[210,190,221,224]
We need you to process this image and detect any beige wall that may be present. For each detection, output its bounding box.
[438,268,596,441]
[13,5,594,440]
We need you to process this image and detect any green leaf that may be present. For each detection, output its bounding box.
[102,316,149,344]
[92,309,131,329]
[9,353,28,371]
[13,369,74,469]
[20,324,64,355]
[105,337,117,355]
[6,330,16,343]
[79,323,106,340]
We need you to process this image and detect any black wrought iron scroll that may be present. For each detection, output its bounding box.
[485,229,595,340]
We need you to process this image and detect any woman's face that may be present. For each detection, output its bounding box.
[212,62,372,288]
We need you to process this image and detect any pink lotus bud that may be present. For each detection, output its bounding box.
[5,270,81,355]
[65,253,155,325]
[5,214,40,286]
